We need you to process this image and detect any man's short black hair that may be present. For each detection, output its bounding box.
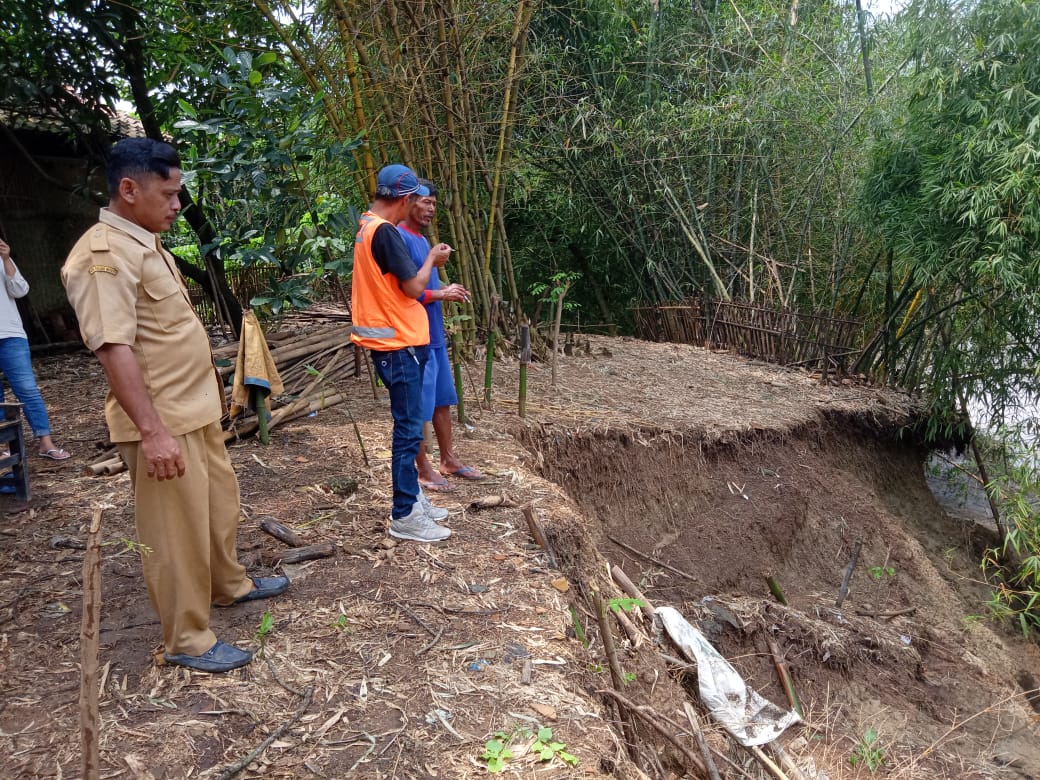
[418,178,438,198]
[106,138,181,196]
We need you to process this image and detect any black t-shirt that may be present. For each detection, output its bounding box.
[371,222,418,282]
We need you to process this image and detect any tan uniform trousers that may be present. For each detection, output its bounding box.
[117,421,253,656]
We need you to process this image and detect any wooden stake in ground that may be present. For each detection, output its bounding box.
[452,333,466,424]
[521,504,558,568]
[80,503,111,780]
[518,323,530,418]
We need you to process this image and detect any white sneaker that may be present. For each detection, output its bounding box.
[389,502,451,542]
[418,489,450,522]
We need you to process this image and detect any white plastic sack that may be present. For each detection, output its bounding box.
[657,605,801,746]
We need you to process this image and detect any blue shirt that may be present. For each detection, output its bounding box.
[397,224,446,349]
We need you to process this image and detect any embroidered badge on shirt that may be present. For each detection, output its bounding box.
[88,265,118,276]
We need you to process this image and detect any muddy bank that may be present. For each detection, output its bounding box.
[510,345,1040,777]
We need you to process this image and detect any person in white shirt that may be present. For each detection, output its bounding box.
[0,239,69,460]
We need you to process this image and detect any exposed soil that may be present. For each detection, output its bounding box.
[1,330,1039,779]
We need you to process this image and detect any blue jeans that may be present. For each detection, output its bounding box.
[370,346,427,519]
[0,337,51,438]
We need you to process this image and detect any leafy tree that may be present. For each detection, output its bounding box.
[0,0,289,332]
[173,47,360,316]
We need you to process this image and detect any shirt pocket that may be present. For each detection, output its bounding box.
[141,269,193,333]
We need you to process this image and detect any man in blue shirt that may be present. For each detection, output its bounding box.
[397,180,485,490]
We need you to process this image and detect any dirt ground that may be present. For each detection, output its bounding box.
[1,329,1039,779]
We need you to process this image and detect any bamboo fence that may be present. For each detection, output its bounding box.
[631,298,865,373]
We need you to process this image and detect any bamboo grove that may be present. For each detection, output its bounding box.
[247,0,535,341]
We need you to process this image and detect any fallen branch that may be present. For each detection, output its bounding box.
[214,683,315,780]
[415,625,444,657]
[835,540,862,608]
[767,742,808,780]
[596,688,707,776]
[607,534,699,583]
[273,542,336,566]
[259,516,303,548]
[855,606,917,619]
[748,744,792,780]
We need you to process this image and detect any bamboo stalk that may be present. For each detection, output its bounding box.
[482,0,527,274]
[610,564,656,622]
[765,634,803,717]
[550,280,571,387]
[254,388,270,445]
[518,323,529,418]
[612,602,643,648]
[682,703,723,780]
[766,575,789,605]
[592,588,626,690]
[483,333,495,404]
[86,456,124,477]
[452,334,466,424]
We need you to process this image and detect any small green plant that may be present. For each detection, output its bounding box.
[531,727,578,767]
[868,565,895,580]
[482,731,514,773]
[849,728,885,772]
[623,671,637,683]
[609,597,645,613]
[105,538,153,557]
[333,614,349,630]
[253,610,275,655]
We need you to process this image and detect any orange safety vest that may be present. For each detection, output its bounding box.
[350,212,430,350]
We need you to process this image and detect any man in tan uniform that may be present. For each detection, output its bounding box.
[62,138,288,673]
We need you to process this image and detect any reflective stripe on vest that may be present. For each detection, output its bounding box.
[353,325,396,339]
[349,212,430,351]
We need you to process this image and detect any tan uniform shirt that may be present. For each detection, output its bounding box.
[62,209,222,442]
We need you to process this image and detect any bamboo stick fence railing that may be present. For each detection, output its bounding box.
[631,298,865,373]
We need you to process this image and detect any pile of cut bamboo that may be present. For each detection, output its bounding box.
[84,324,361,476]
[214,324,359,442]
